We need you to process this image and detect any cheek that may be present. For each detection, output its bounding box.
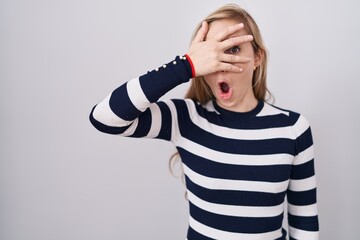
[203,75,217,89]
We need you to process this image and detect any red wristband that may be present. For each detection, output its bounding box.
[185,54,196,78]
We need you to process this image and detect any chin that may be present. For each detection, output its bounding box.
[216,98,236,108]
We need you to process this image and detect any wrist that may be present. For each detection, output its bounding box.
[184,54,196,78]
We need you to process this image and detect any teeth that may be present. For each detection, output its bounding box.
[220,82,230,93]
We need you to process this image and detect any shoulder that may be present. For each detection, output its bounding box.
[164,99,216,119]
[259,102,307,123]
[158,99,198,119]
[260,102,311,137]
[164,98,195,111]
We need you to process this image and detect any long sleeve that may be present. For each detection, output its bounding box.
[89,55,193,140]
[287,115,319,239]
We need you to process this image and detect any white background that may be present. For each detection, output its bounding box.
[1,0,359,239]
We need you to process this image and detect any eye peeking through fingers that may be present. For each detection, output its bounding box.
[225,46,240,54]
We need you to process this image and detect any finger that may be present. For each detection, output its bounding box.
[193,21,209,43]
[220,35,254,50]
[219,54,251,63]
[217,63,243,73]
[215,23,244,42]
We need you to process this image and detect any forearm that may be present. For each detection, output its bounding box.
[89,55,193,134]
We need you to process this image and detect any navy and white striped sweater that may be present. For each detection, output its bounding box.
[90,56,319,239]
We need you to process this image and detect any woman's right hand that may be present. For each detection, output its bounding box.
[186,21,254,77]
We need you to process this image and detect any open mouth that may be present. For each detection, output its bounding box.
[218,81,232,100]
[220,82,230,93]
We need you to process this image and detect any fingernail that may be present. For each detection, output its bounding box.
[239,23,244,27]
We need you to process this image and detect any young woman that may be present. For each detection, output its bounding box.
[90,4,319,240]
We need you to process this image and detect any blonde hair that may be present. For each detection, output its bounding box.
[170,4,271,176]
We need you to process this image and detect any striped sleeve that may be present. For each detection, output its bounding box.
[287,114,319,239]
[89,56,192,140]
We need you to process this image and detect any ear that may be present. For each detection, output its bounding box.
[254,49,263,67]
